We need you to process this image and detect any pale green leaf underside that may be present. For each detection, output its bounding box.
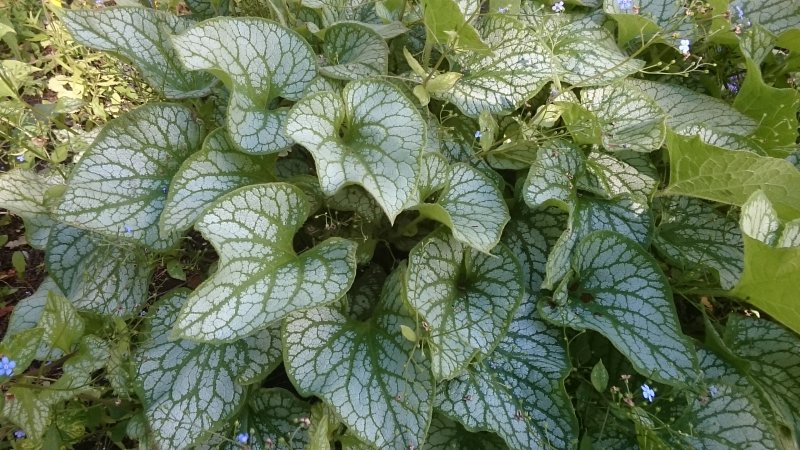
[240,388,312,450]
[136,290,282,450]
[321,22,388,80]
[545,195,652,288]
[541,231,698,386]
[578,150,659,200]
[172,17,317,153]
[286,80,425,222]
[46,223,153,315]
[627,79,757,137]
[160,128,273,236]
[61,7,215,99]
[284,268,433,450]
[416,153,510,253]
[440,17,550,117]
[176,183,357,342]
[5,278,64,361]
[426,414,508,450]
[654,197,743,290]
[0,169,61,249]
[406,229,523,380]
[55,103,204,251]
[523,140,584,212]
[437,294,578,449]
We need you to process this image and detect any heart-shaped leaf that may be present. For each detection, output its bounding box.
[0,169,61,250]
[540,230,699,386]
[4,278,64,361]
[426,414,508,449]
[406,228,523,380]
[284,267,433,450]
[415,153,510,253]
[172,17,317,154]
[578,150,659,200]
[286,79,426,222]
[46,223,153,316]
[320,22,389,80]
[61,7,215,99]
[174,183,357,342]
[437,17,550,117]
[654,197,744,289]
[436,294,578,449]
[55,104,205,251]
[136,289,282,450]
[523,140,585,212]
[235,388,313,450]
[160,128,274,237]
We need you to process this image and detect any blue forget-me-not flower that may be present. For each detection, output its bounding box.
[552,1,565,13]
[14,430,26,439]
[1,356,17,376]
[709,385,719,398]
[641,384,655,402]
[236,433,249,443]
[618,0,633,10]
[678,39,691,55]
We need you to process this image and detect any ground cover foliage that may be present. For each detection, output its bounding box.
[1,0,800,448]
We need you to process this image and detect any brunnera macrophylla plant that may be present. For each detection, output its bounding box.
[1,0,800,448]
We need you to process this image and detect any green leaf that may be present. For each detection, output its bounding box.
[320,22,388,80]
[0,328,44,378]
[46,223,153,315]
[426,414,508,449]
[545,195,652,288]
[437,17,550,117]
[40,292,84,353]
[0,169,61,250]
[238,388,312,450]
[604,0,697,48]
[60,7,215,99]
[436,294,578,449]
[423,0,489,53]
[578,150,659,200]
[540,231,699,386]
[415,153,510,253]
[172,18,317,154]
[591,360,609,392]
[136,289,282,450]
[501,205,567,293]
[654,197,744,289]
[724,316,800,436]
[160,128,274,236]
[561,83,666,152]
[665,132,800,221]
[175,183,357,342]
[406,228,523,379]
[284,267,433,450]
[185,0,230,19]
[286,80,426,222]
[55,104,204,251]
[523,140,585,212]
[5,278,64,360]
[11,251,25,277]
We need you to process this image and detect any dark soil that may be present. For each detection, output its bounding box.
[0,213,47,338]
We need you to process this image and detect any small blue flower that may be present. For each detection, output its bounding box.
[734,5,745,20]
[1,356,17,376]
[725,73,743,94]
[16,155,25,162]
[678,39,691,55]
[161,186,168,194]
[474,130,481,139]
[641,384,655,403]
[497,6,509,13]
[708,385,719,398]
[236,432,249,443]
[618,0,633,10]
[14,430,25,439]
[123,225,133,234]
[552,1,565,13]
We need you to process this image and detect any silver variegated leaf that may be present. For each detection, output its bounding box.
[545,195,652,288]
[738,0,800,39]
[284,267,433,450]
[0,169,62,249]
[437,294,578,449]
[4,279,59,360]
[320,22,388,80]
[578,150,659,200]
[438,17,550,117]
[234,388,312,450]
[740,190,781,245]
[61,7,215,98]
[46,223,153,315]
[523,140,585,212]
[426,414,508,449]
[286,80,426,222]
[654,197,744,289]
[55,104,204,251]
[541,231,699,386]
[415,153,509,253]
[185,0,230,19]
[502,206,568,293]
[160,128,274,236]
[136,289,282,450]
[172,18,317,153]
[406,228,523,380]
[175,183,357,342]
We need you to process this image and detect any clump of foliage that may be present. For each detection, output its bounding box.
[1,0,800,449]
